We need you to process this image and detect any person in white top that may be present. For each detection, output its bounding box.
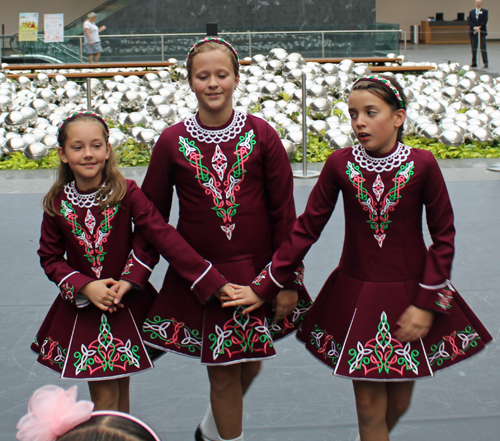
[83,12,106,64]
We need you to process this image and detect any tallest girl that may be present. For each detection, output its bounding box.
[126,38,311,441]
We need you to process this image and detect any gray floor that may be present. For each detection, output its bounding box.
[1,160,499,441]
[2,43,500,440]
[403,41,500,76]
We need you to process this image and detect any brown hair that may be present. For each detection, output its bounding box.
[186,40,239,83]
[42,115,126,216]
[57,414,158,441]
[351,75,407,141]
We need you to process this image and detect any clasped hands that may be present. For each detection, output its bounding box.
[79,279,134,312]
[215,283,298,323]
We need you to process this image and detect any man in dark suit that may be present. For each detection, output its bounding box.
[467,0,488,68]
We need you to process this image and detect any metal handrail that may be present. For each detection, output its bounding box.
[2,29,405,64]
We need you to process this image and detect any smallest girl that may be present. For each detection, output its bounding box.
[228,75,492,440]
[33,111,233,413]
[16,385,162,441]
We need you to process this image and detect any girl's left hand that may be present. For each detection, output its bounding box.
[272,289,298,323]
[108,280,134,312]
[221,284,265,315]
[395,305,434,342]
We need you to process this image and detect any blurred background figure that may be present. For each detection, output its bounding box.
[83,12,106,63]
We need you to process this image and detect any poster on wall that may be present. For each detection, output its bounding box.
[44,14,64,42]
[19,13,39,41]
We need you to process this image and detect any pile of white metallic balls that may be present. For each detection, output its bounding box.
[1,48,500,163]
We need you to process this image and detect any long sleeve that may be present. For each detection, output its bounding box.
[260,123,304,290]
[38,212,94,308]
[121,181,227,303]
[413,154,456,314]
[252,154,341,302]
[120,138,174,289]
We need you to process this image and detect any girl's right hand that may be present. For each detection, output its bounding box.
[214,283,238,303]
[79,279,118,312]
[222,284,265,315]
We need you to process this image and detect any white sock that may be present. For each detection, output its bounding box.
[220,433,243,441]
[200,406,220,441]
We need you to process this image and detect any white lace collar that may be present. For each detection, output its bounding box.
[63,181,109,208]
[184,111,247,144]
[352,142,411,173]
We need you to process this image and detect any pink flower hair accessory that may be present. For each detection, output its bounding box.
[16,385,94,441]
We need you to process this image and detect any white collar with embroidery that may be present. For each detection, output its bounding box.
[352,142,411,173]
[63,181,109,208]
[184,111,247,144]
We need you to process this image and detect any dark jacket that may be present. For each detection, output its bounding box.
[468,8,488,36]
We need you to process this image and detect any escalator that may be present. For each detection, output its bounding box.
[6,0,136,64]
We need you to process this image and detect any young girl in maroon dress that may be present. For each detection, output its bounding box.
[33,111,232,413]
[126,38,311,441]
[228,75,492,441]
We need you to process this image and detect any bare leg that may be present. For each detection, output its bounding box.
[201,361,260,440]
[88,54,93,64]
[88,379,120,410]
[385,382,414,432]
[94,52,101,63]
[117,376,131,413]
[241,360,261,395]
[207,361,261,440]
[353,381,389,441]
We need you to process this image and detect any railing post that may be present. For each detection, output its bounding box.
[80,38,83,63]
[248,31,251,58]
[161,35,164,62]
[401,31,407,60]
[322,32,325,58]
[86,78,92,110]
[293,73,320,179]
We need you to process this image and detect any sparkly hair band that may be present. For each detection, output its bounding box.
[57,110,109,145]
[16,385,162,441]
[185,37,239,67]
[354,75,404,108]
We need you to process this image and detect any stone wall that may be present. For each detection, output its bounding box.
[102,0,376,34]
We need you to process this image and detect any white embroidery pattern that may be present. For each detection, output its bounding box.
[352,142,411,173]
[212,145,227,181]
[85,209,96,235]
[64,181,111,209]
[372,174,384,201]
[221,224,235,240]
[184,111,247,144]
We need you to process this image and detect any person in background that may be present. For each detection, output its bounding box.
[83,12,106,64]
[467,0,488,68]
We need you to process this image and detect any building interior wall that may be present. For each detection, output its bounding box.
[0,1,498,44]
[377,0,499,41]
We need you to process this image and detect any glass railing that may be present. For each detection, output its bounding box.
[9,26,403,64]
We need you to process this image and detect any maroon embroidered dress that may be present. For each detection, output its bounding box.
[251,142,492,381]
[131,111,312,365]
[33,179,226,380]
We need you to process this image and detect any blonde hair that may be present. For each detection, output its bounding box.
[42,115,126,216]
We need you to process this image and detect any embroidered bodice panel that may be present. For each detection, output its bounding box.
[346,150,415,248]
[60,186,119,278]
[178,129,256,240]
